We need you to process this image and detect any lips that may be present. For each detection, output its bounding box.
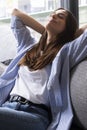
[49,17,57,24]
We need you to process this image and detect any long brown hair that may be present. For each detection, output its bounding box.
[19,8,78,71]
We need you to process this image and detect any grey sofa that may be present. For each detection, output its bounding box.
[0,59,87,130]
[70,58,87,130]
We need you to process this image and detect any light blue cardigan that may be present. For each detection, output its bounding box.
[0,16,87,130]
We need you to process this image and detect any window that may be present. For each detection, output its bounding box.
[0,0,61,18]
[79,0,81,5]
[79,0,87,6]
[79,0,87,26]
[0,0,61,61]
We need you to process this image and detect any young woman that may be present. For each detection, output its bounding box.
[0,8,87,130]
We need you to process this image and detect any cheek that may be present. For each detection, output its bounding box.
[57,22,66,32]
[45,21,66,34]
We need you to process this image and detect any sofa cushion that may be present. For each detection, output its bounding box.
[70,59,87,129]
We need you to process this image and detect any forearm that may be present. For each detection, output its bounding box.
[11,8,45,34]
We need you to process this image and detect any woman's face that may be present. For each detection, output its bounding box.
[46,9,68,35]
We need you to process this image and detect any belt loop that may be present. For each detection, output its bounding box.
[9,95,14,102]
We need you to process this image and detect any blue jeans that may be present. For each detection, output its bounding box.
[0,101,50,130]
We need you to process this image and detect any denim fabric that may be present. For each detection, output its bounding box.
[0,101,50,130]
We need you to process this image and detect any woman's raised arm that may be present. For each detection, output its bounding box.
[12,8,45,34]
[75,24,87,38]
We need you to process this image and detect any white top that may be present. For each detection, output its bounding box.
[10,65,50,106]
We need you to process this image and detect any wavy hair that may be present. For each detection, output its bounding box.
[19,8,78,70]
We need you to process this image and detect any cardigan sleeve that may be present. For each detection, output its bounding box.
[11,16,36,52]
[68,29,87,68]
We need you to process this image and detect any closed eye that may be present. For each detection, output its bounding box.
[57,13,65,19]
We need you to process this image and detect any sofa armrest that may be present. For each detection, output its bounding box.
[70,58,87,130]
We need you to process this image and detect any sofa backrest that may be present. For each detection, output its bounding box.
[70,59,87,129]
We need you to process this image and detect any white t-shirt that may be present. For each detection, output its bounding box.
[10,65,51,106]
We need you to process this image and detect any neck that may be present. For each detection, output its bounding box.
[46,31,56,45]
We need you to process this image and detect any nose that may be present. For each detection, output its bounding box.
[50,12,57,19]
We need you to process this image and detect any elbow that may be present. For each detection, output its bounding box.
[11,8,19,16]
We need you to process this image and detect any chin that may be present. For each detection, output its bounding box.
[46,23,53,31]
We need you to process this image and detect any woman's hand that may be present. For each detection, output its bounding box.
[11,8,45,34]
[75,24,87,38]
